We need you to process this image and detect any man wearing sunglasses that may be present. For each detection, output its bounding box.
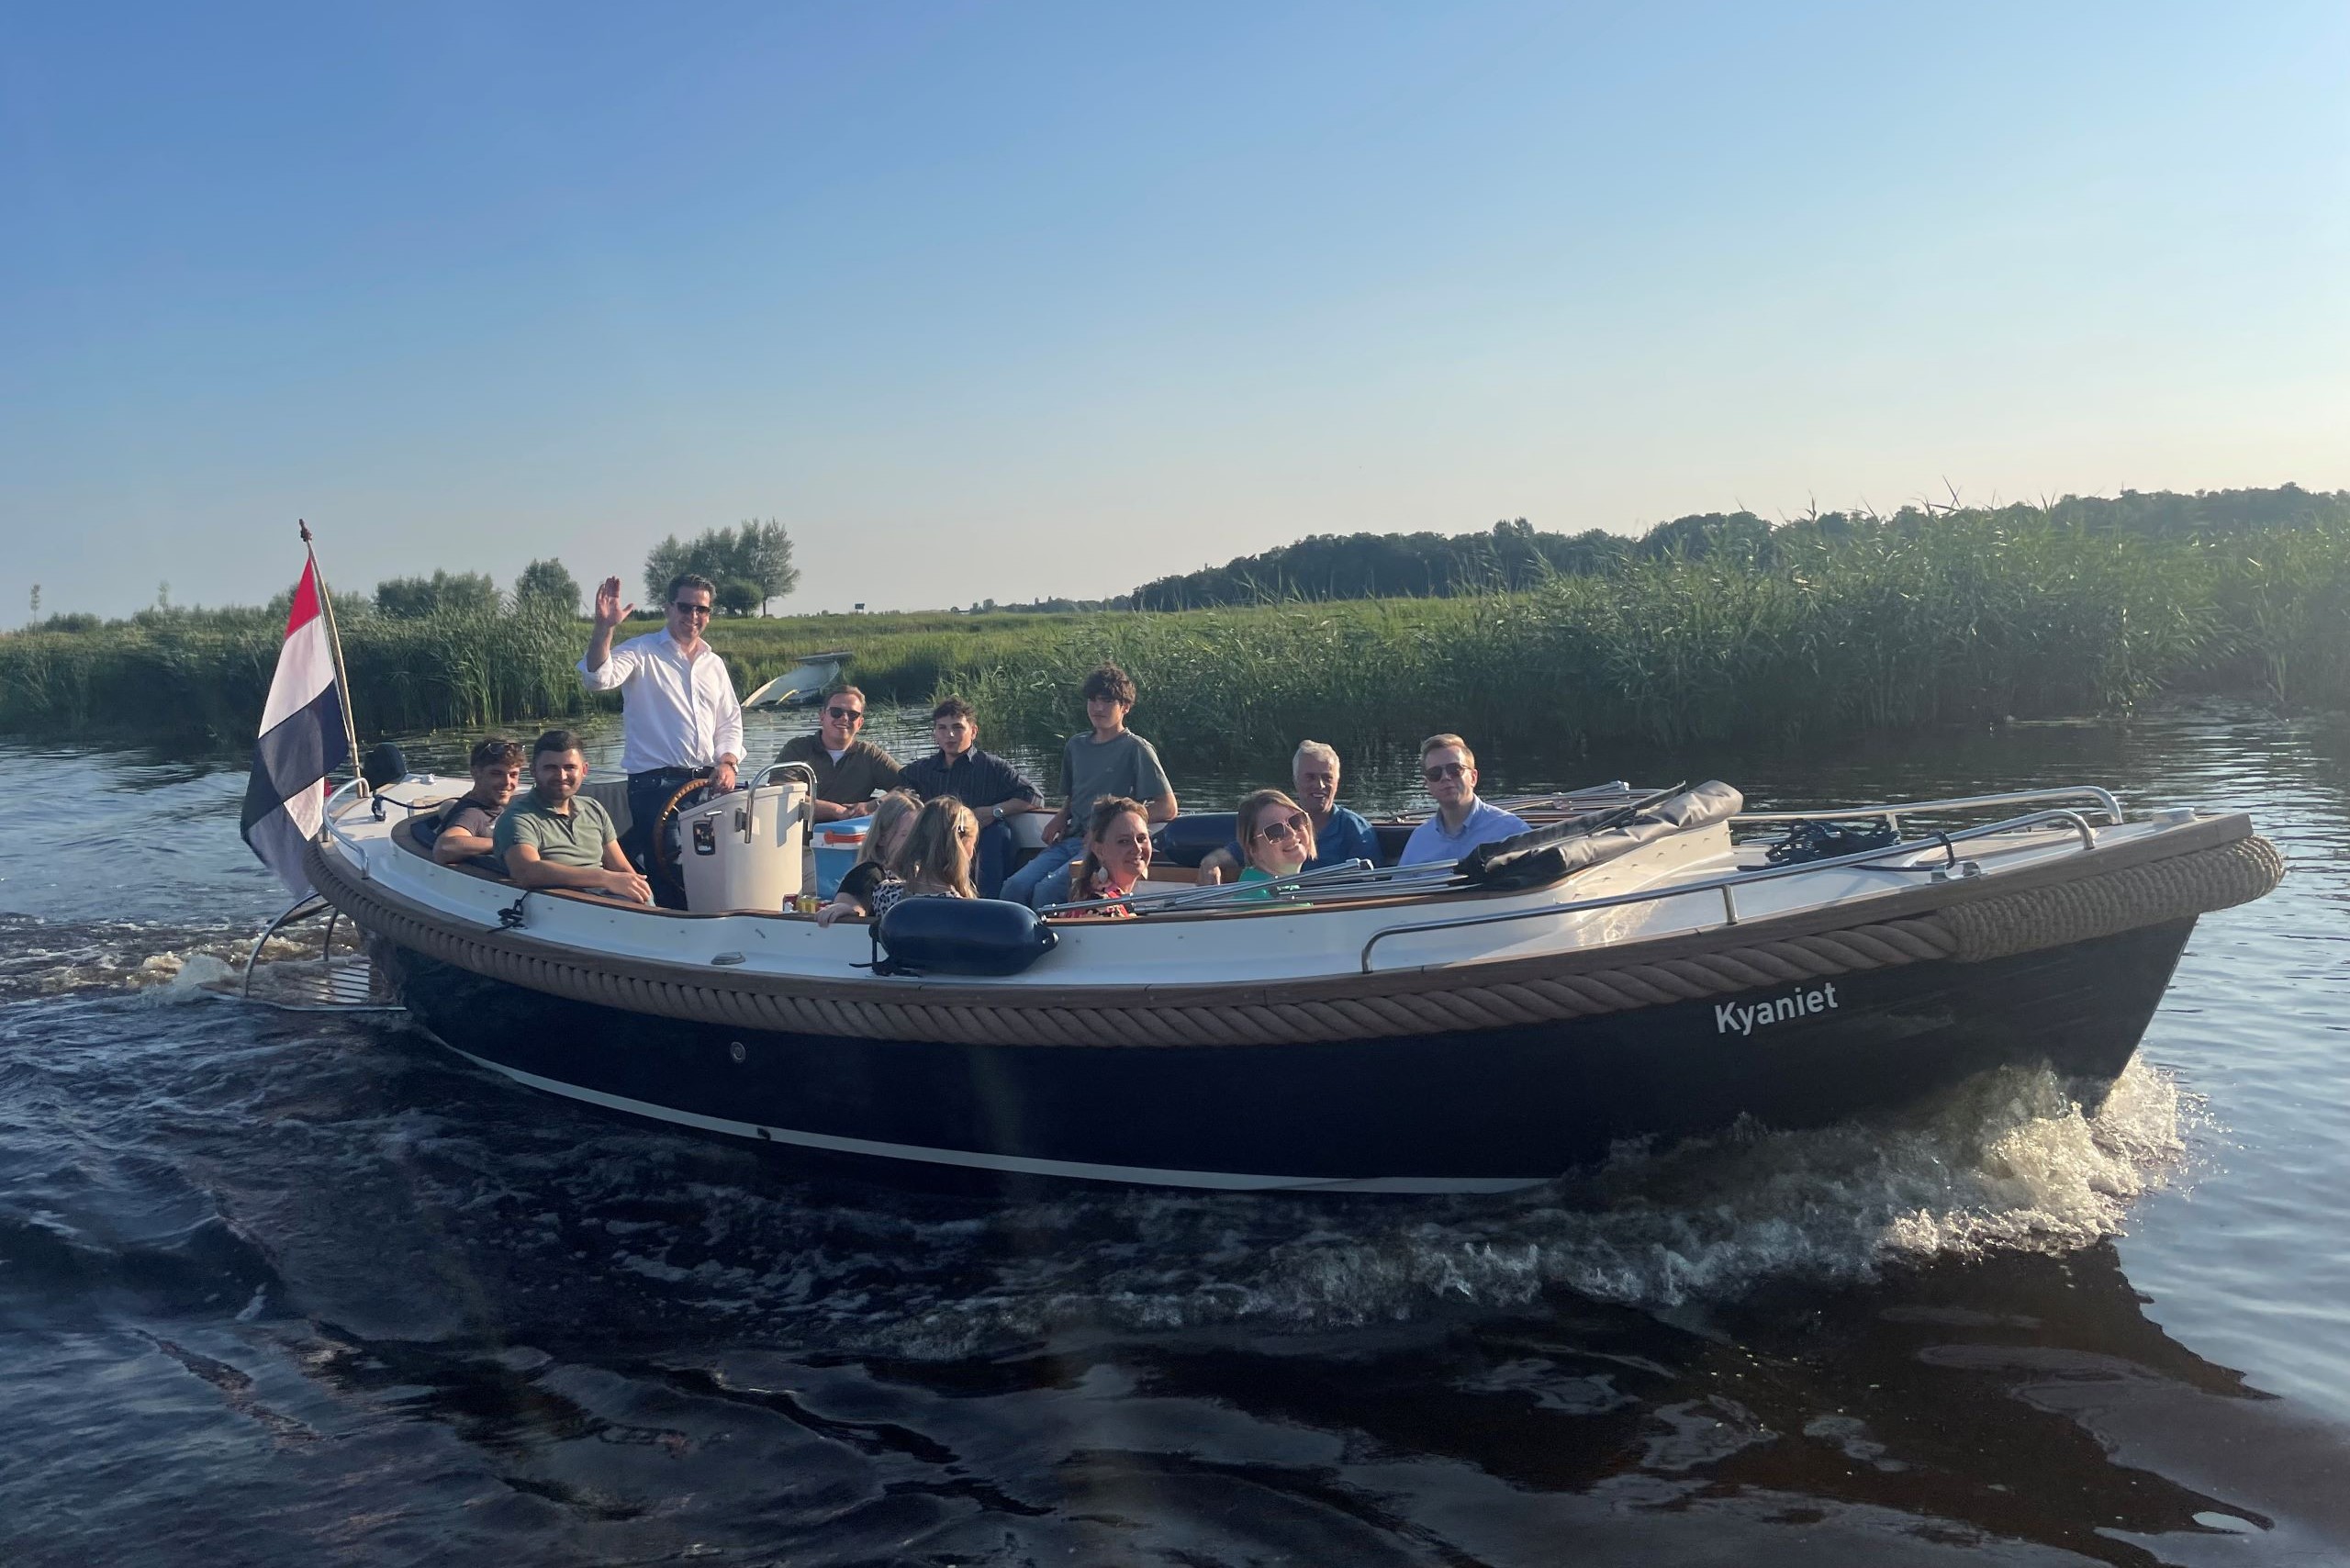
[1399,733,1528,866]
[775,686,904,823]
[579,572,745,886]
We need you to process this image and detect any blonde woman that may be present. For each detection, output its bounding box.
[1232,788,1312,901]
[899,797,980,902]
[813,790,921,927]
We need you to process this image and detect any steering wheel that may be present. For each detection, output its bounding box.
[647,778,721,902]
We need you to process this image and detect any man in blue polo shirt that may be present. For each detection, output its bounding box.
[1399,733,1528,866]
[1201,739,1382,883]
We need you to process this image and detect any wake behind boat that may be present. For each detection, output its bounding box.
[296,772,2281,1193]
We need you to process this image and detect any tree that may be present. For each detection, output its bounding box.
[642,521,800,614]
[731,519,799,612]
[375,570,498,619]
[716,578,763,616]
[514,557,582,615]
[643,535,695,607]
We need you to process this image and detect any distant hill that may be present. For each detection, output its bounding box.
[1130,485,2350,610]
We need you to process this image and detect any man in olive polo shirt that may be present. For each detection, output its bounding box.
[493,729,654,904]
[775,685,903,823]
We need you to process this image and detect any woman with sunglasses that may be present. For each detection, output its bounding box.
[1232,789,1316,902]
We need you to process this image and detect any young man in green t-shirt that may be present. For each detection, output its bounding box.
[492,729,654,905]
[1002,663,1178,908]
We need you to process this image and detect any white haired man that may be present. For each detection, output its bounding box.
[1200,739,1381,883]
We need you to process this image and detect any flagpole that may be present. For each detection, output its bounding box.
[298,519,368,801]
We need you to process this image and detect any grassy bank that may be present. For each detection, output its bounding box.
[919,516,2350,765]
[0,603,604,745]
[5,512,2346,762]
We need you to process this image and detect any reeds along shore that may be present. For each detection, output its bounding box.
[4,514,2347,761]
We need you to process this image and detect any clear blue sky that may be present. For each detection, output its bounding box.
[5,2,2345,618]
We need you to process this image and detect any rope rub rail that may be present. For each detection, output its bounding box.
[303,823,2282,1050]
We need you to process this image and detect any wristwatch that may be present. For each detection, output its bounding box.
[991,803,1004,822]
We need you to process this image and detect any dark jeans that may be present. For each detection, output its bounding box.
[626,766,710,911]
[974,817,1015,901]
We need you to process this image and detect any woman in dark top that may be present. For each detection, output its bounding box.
[814,790,921,926]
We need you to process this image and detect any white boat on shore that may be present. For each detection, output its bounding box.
[742,651,850,709]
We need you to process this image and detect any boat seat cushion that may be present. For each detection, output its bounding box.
[390,812,513,883]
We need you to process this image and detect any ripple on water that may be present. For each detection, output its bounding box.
[4,706,2348,1563]
[0,976,2198,1360]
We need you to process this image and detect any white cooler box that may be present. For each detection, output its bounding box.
[677,777,811,913]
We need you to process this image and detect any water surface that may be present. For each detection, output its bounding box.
[2,701,2345,1565]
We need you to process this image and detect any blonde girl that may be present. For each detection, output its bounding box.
[813,790,922,927]
[900,798,979,901]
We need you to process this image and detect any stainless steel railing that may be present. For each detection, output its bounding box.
[321,776,372,857]
[1732,786,2122,835]
[1356,804,2111,973]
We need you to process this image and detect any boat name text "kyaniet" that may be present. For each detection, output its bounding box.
[1716,982,1839,1036]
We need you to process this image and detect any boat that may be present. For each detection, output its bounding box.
[297,771,2281,1193]
[742,650,851,709]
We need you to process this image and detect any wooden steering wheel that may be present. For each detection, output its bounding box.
[647,777,720,902]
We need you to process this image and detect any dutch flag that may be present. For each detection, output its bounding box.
[240,559,350,897]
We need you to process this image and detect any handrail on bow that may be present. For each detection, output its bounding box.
[1358,806,2108,974]
[1734,786,2122,836]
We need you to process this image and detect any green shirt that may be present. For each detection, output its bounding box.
[1059,729,1173,834]
[776,734,903,808]
[1236,865,1309,905]
[493,788,621,872]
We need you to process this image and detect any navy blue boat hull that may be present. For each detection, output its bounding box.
[377,918,2194,1188]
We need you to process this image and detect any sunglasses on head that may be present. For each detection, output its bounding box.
[1254,812,1310,842]
[826,705,864,721]
[1423,761,1468,781]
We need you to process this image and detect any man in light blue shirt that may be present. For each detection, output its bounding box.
[1399,733,1529,866]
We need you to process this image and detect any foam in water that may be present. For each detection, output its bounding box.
[132,953,237,1007]
[732,1058,2196,1357]
[0,914,283,1002]
[0,944,2193,1365]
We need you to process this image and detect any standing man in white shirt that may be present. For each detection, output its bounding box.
[578,572,744,900]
